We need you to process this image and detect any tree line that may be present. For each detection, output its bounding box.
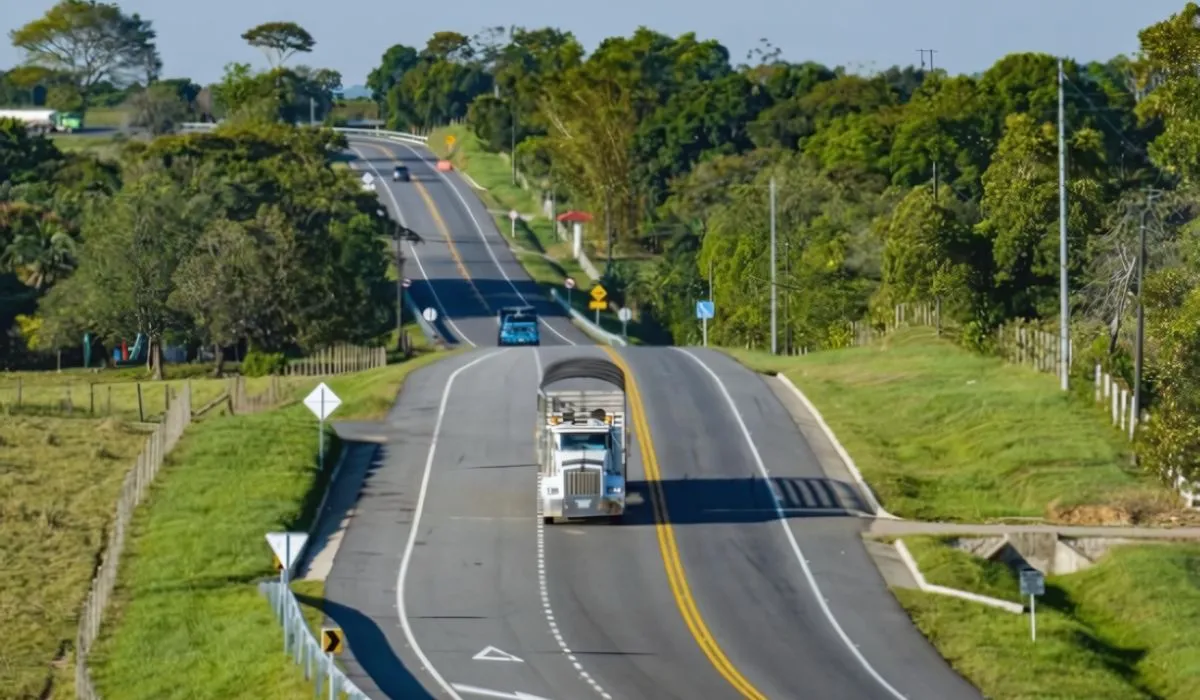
[1,2,395,378]
[366,5,1200,483]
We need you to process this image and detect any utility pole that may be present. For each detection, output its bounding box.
[705,256,713,347]
[917,49,937,71]
[784,239,791,354]
[769,176,778,355]
[510,100,517,186]
[604,188,613,274]
[1057,58,1070,391]
[1133,190,1158,432]
[309,96,316,125]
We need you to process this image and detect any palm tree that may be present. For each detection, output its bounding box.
[2,210,77,290]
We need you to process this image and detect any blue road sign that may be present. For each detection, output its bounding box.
[696,300,715,320]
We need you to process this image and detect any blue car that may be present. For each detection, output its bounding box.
[498,306,540,346]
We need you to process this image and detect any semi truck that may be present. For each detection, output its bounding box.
[498,306,540,346]
[536,357,628,524]
[0,108,83,133]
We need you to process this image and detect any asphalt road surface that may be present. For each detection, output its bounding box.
[322,342,982,700]
[346,135,589,348]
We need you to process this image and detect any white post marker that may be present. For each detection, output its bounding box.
[1020,567,1045,642]
[402,277,412,288]
[508,209,519,239]
[565,276,575,306]
[618,306,632,339]
[303,382,342,472]
[422,307,439,323]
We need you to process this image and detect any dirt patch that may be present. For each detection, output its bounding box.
[1048,492,1199,526]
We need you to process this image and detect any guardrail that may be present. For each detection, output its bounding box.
[260,580,368,699]
[177,122,429,144]
[550,288,628,346]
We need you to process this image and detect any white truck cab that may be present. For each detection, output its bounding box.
[537,358,628,524]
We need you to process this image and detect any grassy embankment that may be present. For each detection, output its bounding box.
[898,536,1200,699]
[726,328,1198,699]
[725,327,1174,523]
[85,349,453,700]
[0,367,294,697]
[427,124,651,342]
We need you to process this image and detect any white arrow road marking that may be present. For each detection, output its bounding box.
[451,683,554,700]
[473,645,524,662]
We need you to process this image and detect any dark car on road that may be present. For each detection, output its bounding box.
[392,165,410,182]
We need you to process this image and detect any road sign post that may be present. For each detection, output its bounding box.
[303,383,342,472]
[508,209,519,239]
[590,284,607,327]
[565,277,575,307]
[696,300,715,346]
[618,306,632,339]
[1020,567,1045,641]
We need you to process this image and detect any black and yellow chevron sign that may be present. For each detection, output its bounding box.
[321,627,343,654]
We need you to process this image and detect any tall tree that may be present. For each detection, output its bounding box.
[241,22,315,68]
[9,0,160,109]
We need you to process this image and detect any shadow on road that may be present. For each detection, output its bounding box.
[304,595,436,700]
[600,475,869,526]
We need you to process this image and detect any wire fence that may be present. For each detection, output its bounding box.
[260,581,367,700]
[73,375,300,699]
[74,383,193,699]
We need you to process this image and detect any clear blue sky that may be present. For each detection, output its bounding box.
[0,0,1188,86]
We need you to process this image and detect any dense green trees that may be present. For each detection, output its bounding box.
[361,4,1200,482]
[1,19,393,376]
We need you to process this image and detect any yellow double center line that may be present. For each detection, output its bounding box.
[366,143,490,312]
[600,347,768,700]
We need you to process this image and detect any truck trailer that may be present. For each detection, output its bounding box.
[536,357,628,524]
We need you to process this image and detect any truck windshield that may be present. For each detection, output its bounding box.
[559,432,607,451]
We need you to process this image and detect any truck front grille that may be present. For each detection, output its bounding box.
[565,469,602,497]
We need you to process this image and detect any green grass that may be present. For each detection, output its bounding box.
[86,351,453,700]
[0,416,147,698]
[723,328,1172,522]
[428,125,646,343]
[896,536,1200,699]
[83,107,128,128]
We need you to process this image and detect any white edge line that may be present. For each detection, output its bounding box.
[397,349,509,700]
[673,347,909,700]
[772,372,899,520]
[350,143,477,348]
[381,137,577,347]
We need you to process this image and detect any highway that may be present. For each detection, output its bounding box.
[323,135,983,699]
[345,135,590,348]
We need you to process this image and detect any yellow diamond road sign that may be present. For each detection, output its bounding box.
[589,300,607,310]
[321,627,343,654]
[445,134,457,148]
[590,285,607,302]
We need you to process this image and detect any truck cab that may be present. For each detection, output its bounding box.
[498,306,540,346]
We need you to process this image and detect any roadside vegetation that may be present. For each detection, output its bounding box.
[87,351,450,700]
[896,536,1200,699]
[427,123,650,341]
[726,328,1182,524]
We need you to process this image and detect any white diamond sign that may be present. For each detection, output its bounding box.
[304,382,342,421]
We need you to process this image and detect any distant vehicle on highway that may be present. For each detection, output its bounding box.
[0,108,83,133]
[392,164,410,182]
[498,306,539,346]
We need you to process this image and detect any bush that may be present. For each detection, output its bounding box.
[241,350,287,377]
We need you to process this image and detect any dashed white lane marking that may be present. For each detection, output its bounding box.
[537,475,612,700]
